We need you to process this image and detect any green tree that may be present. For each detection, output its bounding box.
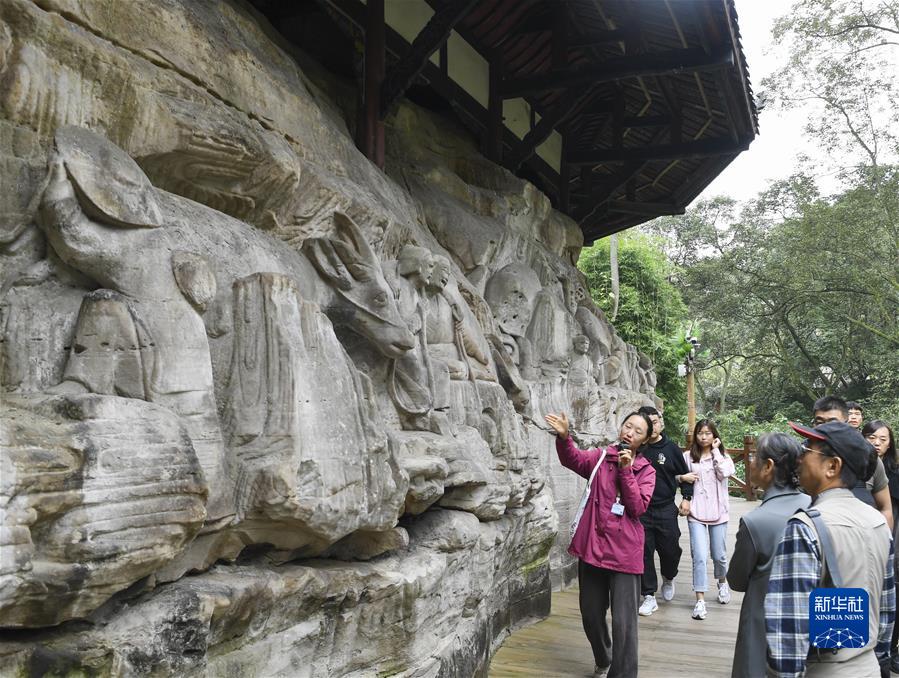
[644,168,899,426]
[578,232,690,432]
[766,0,899,171]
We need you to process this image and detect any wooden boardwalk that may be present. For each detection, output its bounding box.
[490,498,755,678]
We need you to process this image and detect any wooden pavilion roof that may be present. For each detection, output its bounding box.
[253,0,758,244]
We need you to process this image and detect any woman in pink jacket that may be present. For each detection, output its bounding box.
[545,410,656,678]
[680,418,735,621]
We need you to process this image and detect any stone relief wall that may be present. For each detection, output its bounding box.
[0,1,659,675]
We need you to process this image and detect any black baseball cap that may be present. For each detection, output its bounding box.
[789,420,876,480]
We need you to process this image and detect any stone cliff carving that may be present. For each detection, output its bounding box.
[222,272,405,553]
[425,254,495,385]
[385,245,454,434]
[0,1,659,671]
[568,334,607,434]
[0,393,207,628]
[37,132,231,522]
[483,263,542,368]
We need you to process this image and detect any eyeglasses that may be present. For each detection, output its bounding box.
[799,443,833,459]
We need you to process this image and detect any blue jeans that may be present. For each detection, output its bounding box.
[687,520,728,592]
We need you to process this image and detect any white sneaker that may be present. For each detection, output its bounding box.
[691,599,707,620]
[661,578,675,601]
[638,594,658,616]
[717,582,731,604]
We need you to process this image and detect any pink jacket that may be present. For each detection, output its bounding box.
[557,436,656,574]
[684,450,735,525]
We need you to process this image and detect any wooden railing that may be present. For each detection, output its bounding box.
[682,435,757,501]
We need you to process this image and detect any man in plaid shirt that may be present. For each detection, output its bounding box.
[766,421,895,677]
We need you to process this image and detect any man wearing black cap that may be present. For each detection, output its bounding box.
[766,421,895,677]
[812,395,893,529]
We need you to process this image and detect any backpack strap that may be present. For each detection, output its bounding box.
[795,507,844,588]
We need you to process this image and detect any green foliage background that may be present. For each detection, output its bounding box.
[641,167,899,440]
[578,233,691,433]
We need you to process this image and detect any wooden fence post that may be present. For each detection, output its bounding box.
[743,435,756,500]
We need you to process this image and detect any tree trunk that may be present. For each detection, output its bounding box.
[610,233,620,321]
[720,363,731,414]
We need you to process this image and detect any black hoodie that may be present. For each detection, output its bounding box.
[641,433,692,507]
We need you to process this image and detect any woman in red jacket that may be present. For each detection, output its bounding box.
[545,410,656,678]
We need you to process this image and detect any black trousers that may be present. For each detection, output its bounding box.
[639,502,682,596]
[578,560,640,678]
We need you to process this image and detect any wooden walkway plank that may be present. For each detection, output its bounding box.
[490,498,755,677]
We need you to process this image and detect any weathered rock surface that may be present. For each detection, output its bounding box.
[0,393,207,628]
[0,0,657,673]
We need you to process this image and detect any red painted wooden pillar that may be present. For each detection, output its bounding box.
[362,0,385,168]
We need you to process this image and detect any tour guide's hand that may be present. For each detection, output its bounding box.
[618,449,633,468]
[678,499,691,516]
[544,412,569,439]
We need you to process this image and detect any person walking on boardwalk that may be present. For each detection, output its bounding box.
[545,410,656,678]
[766,421,895,677]
[683,418,735,621]
[635,405,693,616]
[726,433,810,678]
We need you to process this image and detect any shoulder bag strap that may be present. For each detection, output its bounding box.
[796,507,844,588]
[588,449,608,487]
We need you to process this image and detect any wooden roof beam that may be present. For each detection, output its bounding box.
[499,45,733,98]
[505,90,599,171]
[573,118,673,226]
[607,200,685,216]
[570,29,628,49]
[721,0,758,134]
[621,114,671,128]
[582,220,633,242]
[574,161,644,223]
[567,135,751,165]
[380,0,478,118]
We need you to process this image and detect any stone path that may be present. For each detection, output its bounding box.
[489,498,754,677]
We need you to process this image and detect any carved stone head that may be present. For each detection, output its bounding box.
[398,245,434,290]
[573,334,590,356]
[427,254,452,293]
[484,263,542,337]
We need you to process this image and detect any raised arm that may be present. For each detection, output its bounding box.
[713,446,735,480]
[554,434,603,479]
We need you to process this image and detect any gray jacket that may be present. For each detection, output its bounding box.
[727,486,811,678]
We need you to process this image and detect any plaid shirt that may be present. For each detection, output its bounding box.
[765,517,896,677]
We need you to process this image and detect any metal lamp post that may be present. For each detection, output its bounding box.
[684,336,700,446]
